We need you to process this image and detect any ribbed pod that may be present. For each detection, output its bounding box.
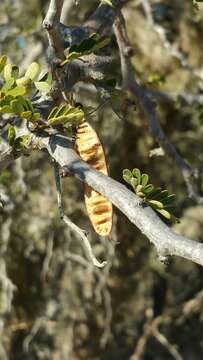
[75,119,113,236]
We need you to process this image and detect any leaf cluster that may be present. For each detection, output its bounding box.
[1,56,52,95]
[8,126,29,151]
[123,168,178,222]
[0,55,52,122]
[47,105,84,127]
[0,94,40,122]
[0,55,84,130]
[0,55,86,157]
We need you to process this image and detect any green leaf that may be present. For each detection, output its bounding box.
[34,81,52,94]
[90,37,110,53]
[2,77,15,91]
[156,208,172,220]
[154,189,169,201]
[38,71,52,84]
[8,127,16,146]
[147,187,162,199]
[22,98,33,112]
[11,99,24,114]
[34,71,52,94]
[147,199,164,209]
[122,169,133,184]
[16,76,30,86]
[25,62,40,80]
[48,115,70,126]
[141,173,149,187]
[4,63,13,82]
[0,105,12,113]
[10,65,19,80]
[48,106,84,126]
[121,167,178,222]
[122,169,132,177]
[33,112,41,121]
[69,33,98,54]
[7,86,26,97]
[161,194,176,205]
[3,64,19,81]
[21,111,33,119]
[51,112,83,126]
[0,94,13,106]
[163,204,175,209]
[0,55,7,73]
[136,184,143,193]
[47,106,59,120]
[130,177,138,191]
[132,168,141,184]
[63,52,81,63]
[137,192,145,197]
[14,135,29,151]
[143,184,154,194]
[64,33,110,63]
[54,105,68,118]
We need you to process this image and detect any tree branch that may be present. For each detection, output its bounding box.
[22,132,203,268]
[1,133,203,266]
[113,13,203,203]
[43,0,65,57]
[60,0,75,25]
[43,0,127,59]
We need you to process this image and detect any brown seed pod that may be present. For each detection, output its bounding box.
[75,119,113,236]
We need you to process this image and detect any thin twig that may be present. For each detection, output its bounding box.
[153,327,182,360]
[53,160,107,268]
[113,13,203,203]
[131,315,182,360]
[40,234,54,281]
[23,317,46,353]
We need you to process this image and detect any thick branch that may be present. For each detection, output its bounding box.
[24,132,203,268]
[60,0,75,24]
[44,0,64,25]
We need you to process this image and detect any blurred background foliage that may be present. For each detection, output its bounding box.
[1,0,203,359]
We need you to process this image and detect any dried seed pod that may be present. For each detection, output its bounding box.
[75,120,113,236]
